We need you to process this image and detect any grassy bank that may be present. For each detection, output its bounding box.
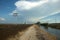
[41,23,60,29]
[0,24,32,40]
[48,23,60,29]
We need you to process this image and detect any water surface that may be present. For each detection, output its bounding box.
[40,26,60,40]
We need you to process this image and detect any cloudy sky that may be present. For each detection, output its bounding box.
[0,0,60,24]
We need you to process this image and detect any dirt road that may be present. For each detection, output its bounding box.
[7,25,56,40]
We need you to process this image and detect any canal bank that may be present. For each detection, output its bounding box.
[40,26,60,40]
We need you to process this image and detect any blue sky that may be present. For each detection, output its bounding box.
[0,0,60,24]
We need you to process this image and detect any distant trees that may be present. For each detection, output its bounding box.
[35,21,40,26]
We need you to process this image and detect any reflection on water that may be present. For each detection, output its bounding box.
[40,26,60,40]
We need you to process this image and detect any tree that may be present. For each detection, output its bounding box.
[35,21,40,26]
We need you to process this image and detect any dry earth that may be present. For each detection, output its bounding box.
[6,24,56,40]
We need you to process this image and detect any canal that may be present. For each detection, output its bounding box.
[40,26,60,40]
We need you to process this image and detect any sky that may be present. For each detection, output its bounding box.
[0,0,60,24]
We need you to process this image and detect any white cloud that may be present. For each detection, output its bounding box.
[0,17,5,21]
[39,10,60,19]
[15,0,48,10]
[27,17,40,23]
[50,11,60,15]
[41,19,52,21]
[27,16,50,23]
[20,0,40,1]
[9,0,60,23]
[51,0,59,3]
[40,19,53,23]
[27,11,60,23]
[9,10,21,16]
[20,0,26,1]
[27,17,51,23]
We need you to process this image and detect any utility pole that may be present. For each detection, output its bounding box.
[13,13,19,25]
[54,15,56,23]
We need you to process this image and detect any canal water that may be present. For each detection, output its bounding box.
[40,26,60,40]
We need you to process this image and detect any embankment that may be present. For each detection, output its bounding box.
[0,24,56,40]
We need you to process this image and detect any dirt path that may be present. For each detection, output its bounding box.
[7,25,56,40]
[19,25,38,40]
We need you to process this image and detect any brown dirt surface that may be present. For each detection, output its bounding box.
[0,24,56,40]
